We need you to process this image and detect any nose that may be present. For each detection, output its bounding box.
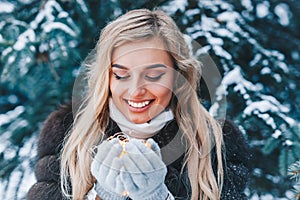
[128,76,146,97]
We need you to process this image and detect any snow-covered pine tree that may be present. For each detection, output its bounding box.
[163,0,299,198]
[0,0,299,199]
[288,160,300,199]
[1,0,89,199]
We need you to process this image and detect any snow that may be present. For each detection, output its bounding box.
[4,148,17,160]
[208,37,223,46]
[226,20,244,35]
[8,55,16,64]
[274,3,291,26]
[27,0,79,38]
[256,1,270,18]
[185,8,200,18]
[214,28,239,42]
[244,97,289,116]
[244,100,277,114]
[161,0,187,14]
[273,74,282,82]
[39,43,49,52]
[8,95,18,104]
[0,131,10,153]
[285,140,293,146]
[220,2,232,10]
[218,65,292,130]
[43,22,77,37]
[195,45,211,57]
[242,94,292,129]
[261,67,271,74]
[29,45,36,52]
[260,95,289,113]
[201,15,220,30]
[0,134,37,200]
[241,0,253,11]
[2,47,13,57]
[276,61,289,73]
[0,1,14,13]
[0,106,25,126]
[272,130,282,139]
[18,0,33,4]
[198,0,220,12]
[217,11,239,22]
[58,11,69,18]
[250,54,262,66]
[278,113,296,126]
[222,67,257,91]
[291,50,299,60]
[258,113,276,129]
[13,29,36,51]
[45,0,63,13]
[214,45,232,60]
[76,0,89,13]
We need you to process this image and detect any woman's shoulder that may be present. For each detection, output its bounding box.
[219,120,252,199]
[37,102,73,159]
[27,103,73,200]
[221,120,251,164]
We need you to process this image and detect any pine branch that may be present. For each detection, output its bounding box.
[289,160,300,199]
[289,160,300,179]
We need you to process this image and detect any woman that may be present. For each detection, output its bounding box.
[27,9,250,200]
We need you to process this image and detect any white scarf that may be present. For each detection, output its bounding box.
[109,98,174,139]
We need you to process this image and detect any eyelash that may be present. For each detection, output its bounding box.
[145,73,165,81]
[113,72,165,81]
[113,73,129,80]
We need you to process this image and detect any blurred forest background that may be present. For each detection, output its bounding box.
[0,0,299,199]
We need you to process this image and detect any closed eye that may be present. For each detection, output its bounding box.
[113,72,130,80]
[145,73,166,81]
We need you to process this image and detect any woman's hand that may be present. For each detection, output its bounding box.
[120,138,170,200]
[90,138,126,200]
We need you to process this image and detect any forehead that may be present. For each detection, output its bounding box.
[112,37,173,68]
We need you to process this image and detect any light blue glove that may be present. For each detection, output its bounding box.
[90,138,126,200]
[120,138,169,200]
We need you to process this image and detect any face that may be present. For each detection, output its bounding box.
[110,37,174,124]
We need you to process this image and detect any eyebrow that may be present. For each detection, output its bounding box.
[111,63,167,70]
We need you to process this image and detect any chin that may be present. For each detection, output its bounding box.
[129,117,149,124]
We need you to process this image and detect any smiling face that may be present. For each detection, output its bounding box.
[110,37,174,124]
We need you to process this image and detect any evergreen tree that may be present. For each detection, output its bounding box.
[288,160,300,199]
[0,0,299,199]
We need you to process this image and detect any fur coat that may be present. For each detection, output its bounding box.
[27,103,251,199]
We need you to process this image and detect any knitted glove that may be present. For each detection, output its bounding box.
[91,138,127,200]
[120,138,170,200]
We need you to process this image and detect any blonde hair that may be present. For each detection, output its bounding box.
[61,9,224,200]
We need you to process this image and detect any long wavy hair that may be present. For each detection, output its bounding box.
[61,9,224,200]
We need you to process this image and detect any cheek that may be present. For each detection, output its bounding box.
[109,79,122,98]
[151,75,174,101]
[149,84,173,101]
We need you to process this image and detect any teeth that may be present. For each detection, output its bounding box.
[127,100,151,108]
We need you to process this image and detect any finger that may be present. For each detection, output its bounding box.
[121,154,147,186]
[93,138,119,165]
[101,141,122,165]
[91,140,115,173]
[125,141,154,172]
[120,168,139,194]
[106,157,122,187]
[146,138,162,157]
[97,143,122,181]
[115,174,124,194]
[130,139,163,170]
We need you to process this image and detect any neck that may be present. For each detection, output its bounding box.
[109,98,174,139]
